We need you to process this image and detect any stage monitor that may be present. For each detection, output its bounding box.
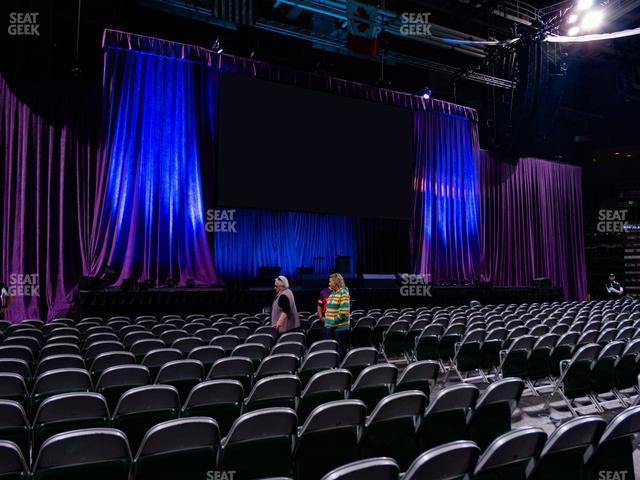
[217,73,414,220]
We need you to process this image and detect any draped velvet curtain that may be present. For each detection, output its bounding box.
[410,110,481,284]
[213,209,355,280]
[479,151,587,300]
[0,74,103,322]
[98,48,220,287]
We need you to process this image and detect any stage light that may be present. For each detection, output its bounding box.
[581,10,604,31]
[576,0,593,11]
[212,39,223,54]
[567,14,578,24]
[418,87,432,100]
[568,26,581,36]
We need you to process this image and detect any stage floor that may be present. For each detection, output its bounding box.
[72,285,563,319]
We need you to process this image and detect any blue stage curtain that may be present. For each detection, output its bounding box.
[410,110,482,283]
[98,48,220,286]
[213,209,355,280]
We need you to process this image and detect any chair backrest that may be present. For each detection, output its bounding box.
[597,404,640,445]
[352,364,398,389]
[188,345,226,364]
[113,385,180,417]
[208,357,254,378]
[0,440,28,477]
[365,391,427,426]
[397,360,439,386]
[403,440,480,480]
[301,351,340,371]
[539,415,606,456]
[156,360,204,383]
[278,332,305,344]
[271,341,305,358]
[34,428,131,472]
[475,378,524,413]
[341,347,377,367]
[321,457,400,480]
[33,368,91,395]
[474,427,547,474]
[0,399,28,428]
[136,417,219,458]
[35,354,85,376]
[533,334,559,350]
[256,353,298,375]
[247,375,301,402]
[426,384,479,414]
[309,340,340,354]
[141,348,182,368]
[461,329,485,343]
[507,335,536,352]
[597,341,625,360]
[570,343,600,364]
[300,399,366,435]
[97,365,151,388]
[302,369,352,396]
[183,379,244,408]
[223,407,297,445]
[35,392,109,425]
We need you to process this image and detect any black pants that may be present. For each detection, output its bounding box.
[324,327,350,360]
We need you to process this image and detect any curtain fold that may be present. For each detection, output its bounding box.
[0,74,103,322]
[213,209,355,280]
[410,110,482,283]
[479,152,587,300]
[98,49,220,286]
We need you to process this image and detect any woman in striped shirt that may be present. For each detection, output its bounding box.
[324,273,351,359]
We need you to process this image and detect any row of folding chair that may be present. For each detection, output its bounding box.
[544,344,640,416]
[0,377,522,480]
[4,400,639,480]
[322,405,640,480]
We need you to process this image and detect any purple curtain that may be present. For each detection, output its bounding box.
[479,151,587,300]
[410,110,482,284]
[0,74,104,322]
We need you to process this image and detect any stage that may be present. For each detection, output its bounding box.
[72,285,563,319]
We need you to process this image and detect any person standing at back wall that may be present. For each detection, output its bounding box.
[272,275,301,334]
[324,273,351,359]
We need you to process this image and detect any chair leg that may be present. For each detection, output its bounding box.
[543,380,561,411]
[525,379,541,396]
[613,389,630,408]
[557,390,580,417]
[588,394,605,413]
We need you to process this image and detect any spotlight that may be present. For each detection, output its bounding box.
[418,87,432,100]
[568,26,581,36]
[581,10,604,31]
[567,14,578,24]
[576,0,593,11]
[212,39,223,55]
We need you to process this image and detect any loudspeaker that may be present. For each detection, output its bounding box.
[296,267,314,282]
[335,255,351,274]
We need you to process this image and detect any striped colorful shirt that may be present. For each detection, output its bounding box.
[324,287,350,331]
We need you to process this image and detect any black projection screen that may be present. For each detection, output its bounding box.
[216,73,414,219]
